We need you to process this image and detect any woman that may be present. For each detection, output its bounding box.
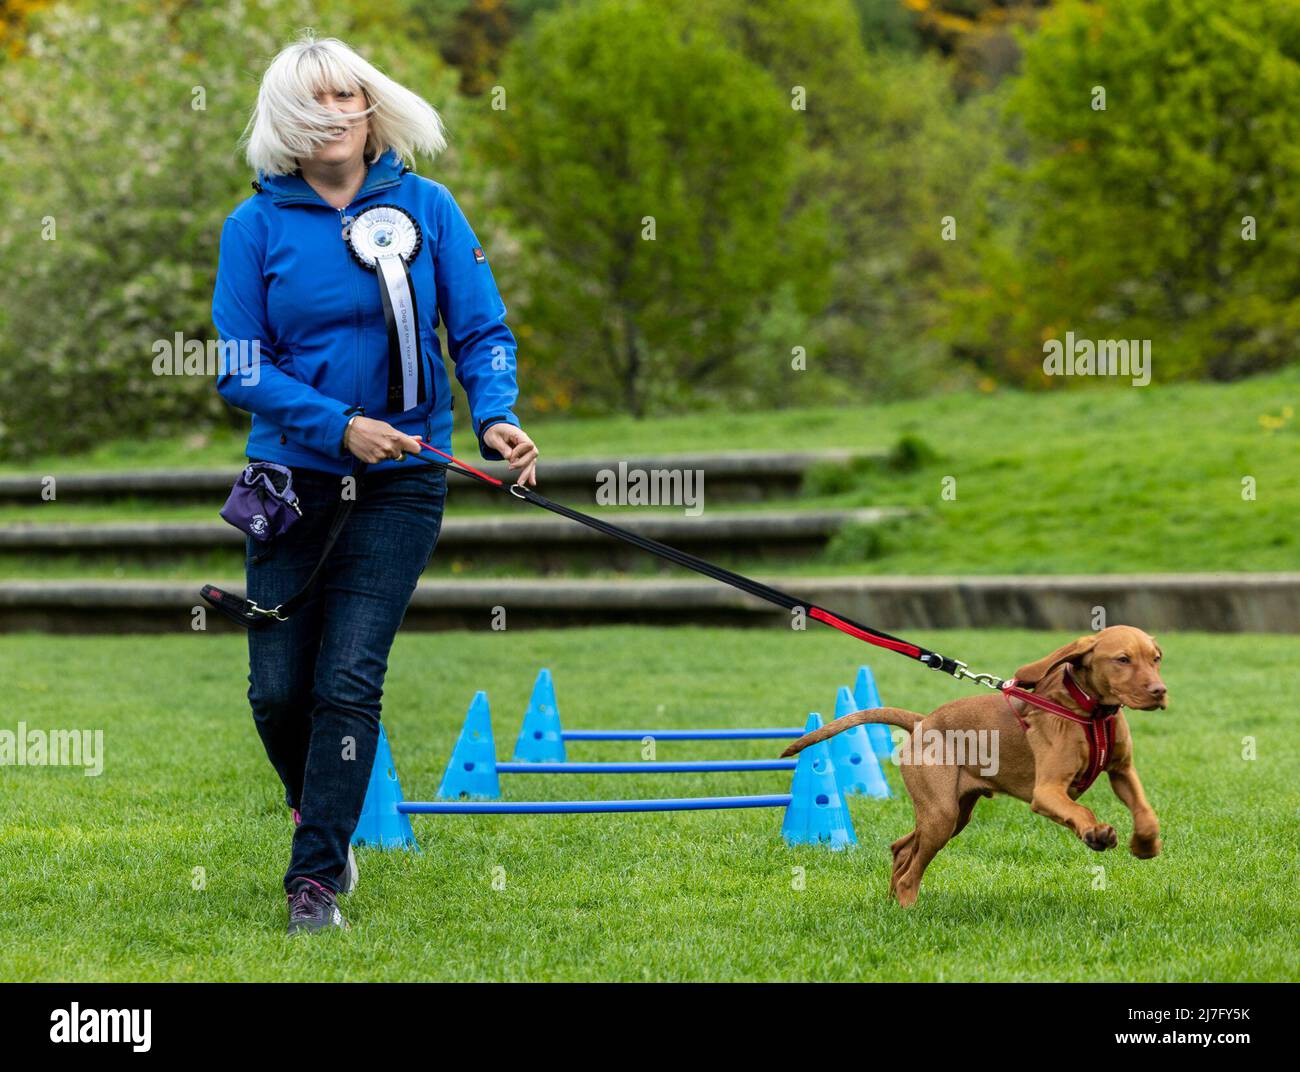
[212,33,537,934]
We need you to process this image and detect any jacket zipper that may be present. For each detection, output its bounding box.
[340,205,361,410]
[274,174,421,427]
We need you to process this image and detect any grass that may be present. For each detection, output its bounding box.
[4,367,1296,473]
[0,627,1295,982]
[1,369,1297,578]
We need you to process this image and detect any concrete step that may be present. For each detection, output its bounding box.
[1,573,1294,634]
[0,449,871,507]
[0,507,903,571]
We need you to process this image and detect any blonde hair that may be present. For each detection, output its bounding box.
[242,32,447,176]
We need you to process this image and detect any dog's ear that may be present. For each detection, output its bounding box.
[1013,635,1097,688]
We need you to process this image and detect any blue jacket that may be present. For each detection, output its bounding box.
[212,148,520,473]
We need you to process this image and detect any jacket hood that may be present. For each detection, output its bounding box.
[255,147,407,205]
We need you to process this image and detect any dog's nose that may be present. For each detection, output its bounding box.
[1148,682,1167,698]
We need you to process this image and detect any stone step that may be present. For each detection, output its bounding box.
[0,573,1293,634]
[0,449,871,507]
[0,507,903,571]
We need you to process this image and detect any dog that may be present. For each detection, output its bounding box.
[781,625,1167,906]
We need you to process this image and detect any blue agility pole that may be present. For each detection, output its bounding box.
[441,694,800,800]
[399,794,794,815]
[496,759,796,774]
[561,728,803,741]
[512,668,806,761]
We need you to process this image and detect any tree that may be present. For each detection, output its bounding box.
[947,0,1300,384]
[470,0,829,417]
[670,0,1000,402]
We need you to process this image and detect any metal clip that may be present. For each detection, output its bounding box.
[247,601,289,622]
[951,661,1009,690]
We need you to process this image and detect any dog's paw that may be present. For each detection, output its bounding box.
[1083,824,1118,851]
[1130,832,1161,859]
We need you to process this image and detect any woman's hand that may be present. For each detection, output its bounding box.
[344,416,423,464]
[483,423,539,486]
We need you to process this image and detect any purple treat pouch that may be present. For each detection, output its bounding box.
[220,462,303,542]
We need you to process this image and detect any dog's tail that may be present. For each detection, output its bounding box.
[779,707,923,758]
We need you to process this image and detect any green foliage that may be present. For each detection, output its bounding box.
[1,1,245,458]
[3,0,1298,451]
[804,433,938,500]
[884,432,939,471]
[674,0,998,404]
[471,0,830,417]
[803,456,876,498]
[823,519,889,564]
[471,0,999,417]
[851,0,922,53]
[946,0,1300,384]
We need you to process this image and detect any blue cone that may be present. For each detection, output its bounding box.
[854,665,895,761]
[512,668,566,762]
[781,712,857,851]
[831,685,891,798]
[352,724,418,851]
[436,691,501,800]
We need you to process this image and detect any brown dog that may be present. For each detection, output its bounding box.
[781,625,1167,906]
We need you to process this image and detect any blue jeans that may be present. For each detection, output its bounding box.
[244,461,446,892]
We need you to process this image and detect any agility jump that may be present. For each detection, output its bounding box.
[352,666,898,852]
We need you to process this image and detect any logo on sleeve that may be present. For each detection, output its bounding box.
[472,246,487,264]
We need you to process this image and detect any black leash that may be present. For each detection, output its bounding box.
[201,460,365,630]
[202,497,354,629]
[401,443,1009,692]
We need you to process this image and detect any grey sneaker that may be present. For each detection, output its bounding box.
[286,878,347,935]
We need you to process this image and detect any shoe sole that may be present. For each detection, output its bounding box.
[287,918,350,935]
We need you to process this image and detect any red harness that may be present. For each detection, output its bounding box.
[1001,670,1117,794]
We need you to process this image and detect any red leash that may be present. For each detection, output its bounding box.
[415,441,504,487]
[403,443,973,677]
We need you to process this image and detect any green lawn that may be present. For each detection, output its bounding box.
[2,369,1296,577]
[4,367,1296,476]
[0,627,1294,982]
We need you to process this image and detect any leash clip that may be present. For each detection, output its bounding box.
[949,660,1010,691]
[246,600,289,622]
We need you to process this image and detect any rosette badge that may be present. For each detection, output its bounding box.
[346,204,427,413]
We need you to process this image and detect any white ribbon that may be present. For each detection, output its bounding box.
[375,254,420,411]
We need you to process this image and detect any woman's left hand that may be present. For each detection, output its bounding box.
[483,423,539,487]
